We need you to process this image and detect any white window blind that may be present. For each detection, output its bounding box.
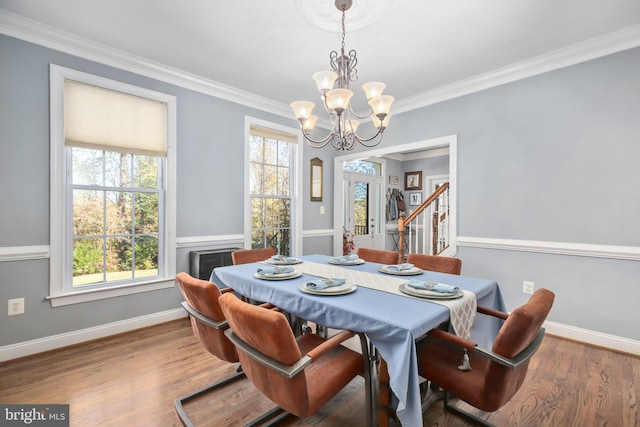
[250,125,298,144]
[64,80,167,155]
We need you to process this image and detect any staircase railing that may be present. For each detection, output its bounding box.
[397,182,450,260]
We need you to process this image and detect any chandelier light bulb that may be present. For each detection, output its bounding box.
[290,101,315,120]
[303,115,318,133]
[312,71,339,93]
[345,119,360,133]
[368,95,394,116]
[372,113,392,129]
[325,88,353,113]
[362,82,386,100]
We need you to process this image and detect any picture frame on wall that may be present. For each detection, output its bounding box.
[310,157,323,202]
[409,192,423,206]
[388,175,399,185]
[404,171,422,191]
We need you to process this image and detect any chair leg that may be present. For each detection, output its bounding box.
[442,391,495,427]
[242,407,291,427]
[174,370,245,427]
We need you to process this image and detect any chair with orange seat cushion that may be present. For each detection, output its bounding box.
[417,288,555,426]
[406,253,462,275]
[218,292,373,426]
[356,247,399,265]
[174,272,279,426]
[231,247,276,265]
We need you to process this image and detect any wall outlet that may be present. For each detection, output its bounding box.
[522,281,535,295]
[8,298,25,316]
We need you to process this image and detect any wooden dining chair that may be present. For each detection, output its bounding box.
[406,253,462,275]
[231,247,276,265]
[218,292,373,426]
[417,288,555,426]
[356,247,399,265]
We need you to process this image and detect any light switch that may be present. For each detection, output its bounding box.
[320,206,325,215]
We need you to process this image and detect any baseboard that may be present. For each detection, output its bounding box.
[544,320,640,356]
[0,308,187,362]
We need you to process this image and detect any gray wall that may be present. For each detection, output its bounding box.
[378,47,640,340]
[0,34,306,347]
[1,33,639,350]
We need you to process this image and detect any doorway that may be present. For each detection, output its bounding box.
[333,134,458,257]
[343,172,384,251]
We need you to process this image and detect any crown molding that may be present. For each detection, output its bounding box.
[2,11,639,119]
[394,24,640,114]
[0,10,291,119]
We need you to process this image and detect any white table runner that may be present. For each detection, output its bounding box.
[294,261,477,340]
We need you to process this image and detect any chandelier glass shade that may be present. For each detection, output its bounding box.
[290,0,394,151]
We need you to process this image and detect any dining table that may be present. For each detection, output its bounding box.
[212,254,506,427]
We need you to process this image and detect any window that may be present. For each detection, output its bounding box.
[245,118,302,257]
[49,65,176,306]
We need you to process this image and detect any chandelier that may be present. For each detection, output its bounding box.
[290,0,394,151]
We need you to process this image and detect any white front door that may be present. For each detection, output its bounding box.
[344,172,384,252]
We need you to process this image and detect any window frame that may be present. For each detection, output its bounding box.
[49,65,177,307]
[244,117,302,256]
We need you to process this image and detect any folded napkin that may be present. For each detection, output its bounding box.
[271,255,297,263]
[406,280,459,293]
[256,266,294,275]
[330,254,360,262]
[305,277,346,290]
[386,263,414,271]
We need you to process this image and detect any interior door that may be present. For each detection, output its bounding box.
[344,173,383,251]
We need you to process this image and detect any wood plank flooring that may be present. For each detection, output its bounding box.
[1,318,638,426]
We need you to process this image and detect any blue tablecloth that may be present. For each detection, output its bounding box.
[213,254,505,427]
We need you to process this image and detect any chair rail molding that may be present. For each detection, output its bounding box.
[303,229,334,238]
[457,236,640,261]
[176,234,245,249]
[0,245,50,262]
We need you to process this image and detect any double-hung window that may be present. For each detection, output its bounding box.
[245,118,302,257]
[49,65,176,306]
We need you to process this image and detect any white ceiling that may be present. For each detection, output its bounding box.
[1,0,640,113]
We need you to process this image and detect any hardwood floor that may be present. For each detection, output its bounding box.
[1,318,638,426]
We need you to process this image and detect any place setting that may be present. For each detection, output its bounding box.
[398,279,463,299]
[298,277,357,296]
[263,254,303,265]
[254,265,302,280]
[378,262,423,276]
[327,254,365,265]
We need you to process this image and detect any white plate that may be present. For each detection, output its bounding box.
[299,283,357,295]
[263,258,303,265]
[398,283,463,299]
[254,271,302,281]
[327,258,365,265]
[378,265,423,275]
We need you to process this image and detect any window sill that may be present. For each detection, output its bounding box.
[47,278,176,307]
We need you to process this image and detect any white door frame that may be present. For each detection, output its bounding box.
[333,135,457,257]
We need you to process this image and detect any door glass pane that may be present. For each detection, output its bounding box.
[354,181,369,236]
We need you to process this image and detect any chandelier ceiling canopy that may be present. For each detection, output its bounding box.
[290,0,394,151]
